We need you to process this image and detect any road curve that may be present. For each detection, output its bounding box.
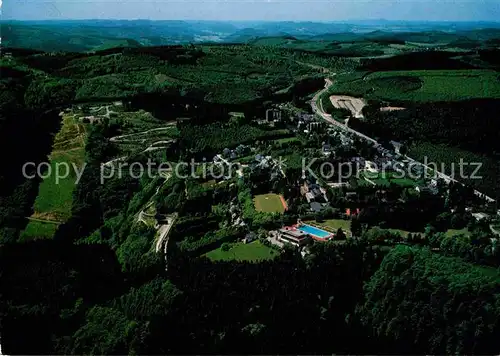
[311,77,377,145]
[156,213,177,254]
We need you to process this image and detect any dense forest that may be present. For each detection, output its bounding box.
[2,115,500,354]
[2,44,344,105]
[4,224,500,354]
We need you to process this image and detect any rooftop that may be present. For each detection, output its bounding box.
[279,227,309,239]
[310,202,323,212]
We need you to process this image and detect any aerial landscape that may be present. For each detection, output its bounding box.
[1,0,500,354]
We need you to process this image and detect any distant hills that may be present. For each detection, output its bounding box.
[1,20,500,52]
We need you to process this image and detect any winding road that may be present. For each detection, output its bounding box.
[109,123,176,143]
[102,124,176,167]
[311,77,377,145]
[155,214,177,254]
[310,75,496,203]
[100,120,179,258]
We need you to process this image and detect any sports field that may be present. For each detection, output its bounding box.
[204,241,279,262]
[253,193,287,213]
[332,69,500,102]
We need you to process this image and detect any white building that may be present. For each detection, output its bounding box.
[472,212,490,221]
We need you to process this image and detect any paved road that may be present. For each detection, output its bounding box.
[311,77,496,203]
[134,172,175,256]
[155,213,177,254]
[109,124,176,143]
[491,225,500,237]
[311,78,377,145]
[102,125,176,167]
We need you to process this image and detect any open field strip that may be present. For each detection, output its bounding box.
[332,69,500,102]
[21,115,86,240]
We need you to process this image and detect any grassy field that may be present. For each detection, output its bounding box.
[362,171,422,188]
[52,114,86,151]
[25,114,86,239]
[275,137,302,145]
[366,227,470,239]
[31,148,85,221]
[20,220,60,241]
[254,193,286,213]
[311,219,351,232]
[445,228,470,237]
[204,240,279,262]
[332,69,500,102]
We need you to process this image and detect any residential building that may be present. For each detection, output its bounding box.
[390,140,402,154]
[415,184,438,195]
[327,182,350,189]
[305,192,315,203]
[243,232,257,244]
[346,208,360,217]
[322,143,332,156]
[472,212,490,221]
[301,181,327,203]
[307,121,324,132]
[266,108,282,122]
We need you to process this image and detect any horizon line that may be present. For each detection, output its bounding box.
[2,18,500,23]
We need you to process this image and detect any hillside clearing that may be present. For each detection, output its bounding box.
[23,114,87,240]
[331,69,500,102]
[329,95,366,118]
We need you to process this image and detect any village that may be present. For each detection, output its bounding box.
[197,104,500,259]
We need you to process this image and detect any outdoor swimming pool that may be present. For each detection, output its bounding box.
[298,224,331,239]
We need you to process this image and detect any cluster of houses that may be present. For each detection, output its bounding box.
[220,144,251,160]
[295,113,316,127]
[300,180,330,213]
[300,121,326,133]
[327,130,354,147]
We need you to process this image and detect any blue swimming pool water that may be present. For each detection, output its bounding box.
[298,224,331,238]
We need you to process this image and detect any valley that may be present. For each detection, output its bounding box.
[1,19,500,356]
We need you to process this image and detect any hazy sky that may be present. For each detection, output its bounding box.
[2,0,500,21]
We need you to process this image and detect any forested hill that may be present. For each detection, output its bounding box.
[357,245,500,354]
[2,20,500,52]
[1,44,352,106]
[4,236,500,354]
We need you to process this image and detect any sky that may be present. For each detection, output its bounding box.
[2,0,500,21]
